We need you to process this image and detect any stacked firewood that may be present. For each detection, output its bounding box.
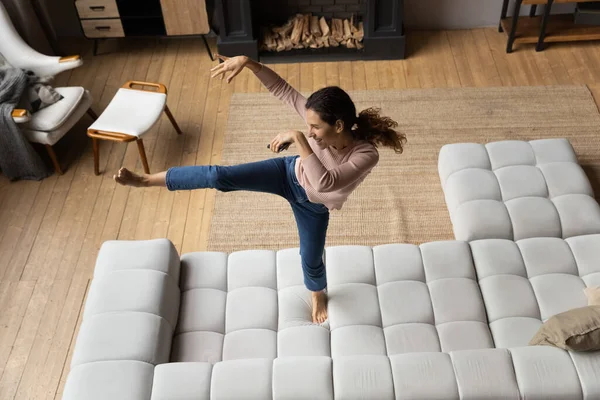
[261,14,364,52]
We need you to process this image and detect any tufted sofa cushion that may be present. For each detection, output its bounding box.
[63,239,181,400]
[158,239,600,399]
[472,235,600,348]
[438,138,600,241]
[172,242,492,367]
[62,237,600,399]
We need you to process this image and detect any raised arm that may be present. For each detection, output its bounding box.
[252,63,307,121]
[211,55,307,121]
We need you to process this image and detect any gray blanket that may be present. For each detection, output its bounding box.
[0,67,52,181]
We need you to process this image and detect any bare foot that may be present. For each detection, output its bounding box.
[113,167,148,187]
[312,290,328,324]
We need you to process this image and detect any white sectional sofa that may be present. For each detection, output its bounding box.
[63,138,600,399]
[438,138,600,242]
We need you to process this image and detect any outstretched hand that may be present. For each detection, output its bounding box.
[210,54,248,83]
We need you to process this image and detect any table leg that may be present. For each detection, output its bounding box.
[499,0,510,32]
[536,0,554,52]
[507,0,524,53]
[529,4,537,17]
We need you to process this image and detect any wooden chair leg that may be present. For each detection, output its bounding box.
[87,108,99,120]
[45,144,63,175]
[164,105,183,135]
[136,139,150,174]
[92,138,100,175]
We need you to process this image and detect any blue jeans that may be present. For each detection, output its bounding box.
[166,156,329,291]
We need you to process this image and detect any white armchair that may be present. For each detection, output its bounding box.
[1,1,96,174]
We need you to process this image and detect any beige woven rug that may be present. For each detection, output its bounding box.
[207,85,600,253]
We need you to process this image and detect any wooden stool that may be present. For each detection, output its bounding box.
[87,81,182,175]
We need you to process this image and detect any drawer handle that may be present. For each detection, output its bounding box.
[95,26,111,31]
[89,6,105,11]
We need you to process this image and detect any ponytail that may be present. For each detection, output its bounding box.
[354,107,406,154]
[306,86,406,154]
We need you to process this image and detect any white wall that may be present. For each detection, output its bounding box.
[404,0,576,29]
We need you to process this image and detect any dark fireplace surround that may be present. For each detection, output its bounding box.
[215,0,405,62]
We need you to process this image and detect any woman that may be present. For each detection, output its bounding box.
[114,55,406,323]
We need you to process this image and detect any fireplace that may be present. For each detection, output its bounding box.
[215,0,405,62]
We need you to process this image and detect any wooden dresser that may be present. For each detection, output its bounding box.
[74,0,209,53]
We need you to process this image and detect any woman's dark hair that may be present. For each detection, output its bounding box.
[305,86,406,154]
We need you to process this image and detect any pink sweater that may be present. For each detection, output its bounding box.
[254,64,379,211]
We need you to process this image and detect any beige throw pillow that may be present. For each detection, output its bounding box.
[529,306,600,352]
[585,286,600,306]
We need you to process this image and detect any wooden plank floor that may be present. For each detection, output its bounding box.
[0,29,599,399]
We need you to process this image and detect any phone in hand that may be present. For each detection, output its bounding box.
[267,142,291,153]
